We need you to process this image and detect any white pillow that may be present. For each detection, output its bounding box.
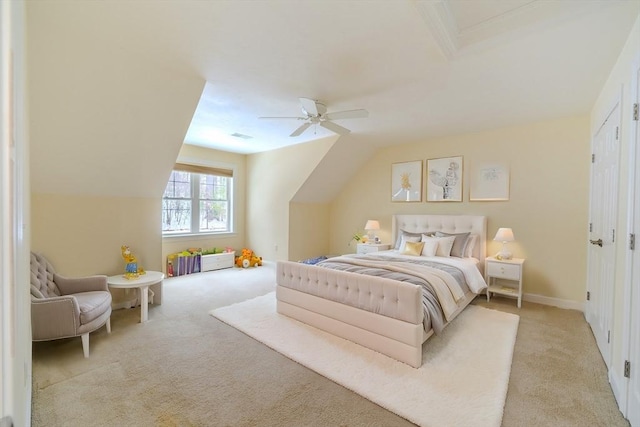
[435,236,456,257]
[420,235,439,257]
[399,235,421,252]
[465,234,478,258]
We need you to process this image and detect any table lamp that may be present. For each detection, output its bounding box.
[364,220,380,243]
[494,227,515,260]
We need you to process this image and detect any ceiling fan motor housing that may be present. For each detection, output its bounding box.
[302,101,327,118]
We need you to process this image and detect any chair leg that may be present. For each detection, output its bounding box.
[106,317,111,334]
[81,333,90,358]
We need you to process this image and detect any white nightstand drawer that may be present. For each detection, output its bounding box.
[357,243,390,254]
[487,262,521,280]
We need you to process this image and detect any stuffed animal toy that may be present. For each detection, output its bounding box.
[121,245,146,279]
[249,254,263,267]
[235,248,262,268]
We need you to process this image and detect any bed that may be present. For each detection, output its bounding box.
[276,214,487,368]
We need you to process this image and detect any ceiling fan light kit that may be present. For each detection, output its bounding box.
[260,97,368,137]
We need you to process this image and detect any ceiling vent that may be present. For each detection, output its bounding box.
[230,133,253,140]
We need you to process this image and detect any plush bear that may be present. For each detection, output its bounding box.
[235,248,262,268]
[249,254,263,267]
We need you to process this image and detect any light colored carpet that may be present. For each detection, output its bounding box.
[211,292,519,427]
[31,262,630,426]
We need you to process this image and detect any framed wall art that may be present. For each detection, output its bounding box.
[426,156,463,202]
[470,163,510,201]
[391,160,423,202]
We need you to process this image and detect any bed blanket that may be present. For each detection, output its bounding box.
[317,255,468,334]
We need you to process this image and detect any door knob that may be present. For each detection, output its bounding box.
[590,239,603,247]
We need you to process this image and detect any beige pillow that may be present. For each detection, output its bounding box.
[435,236,456,257]
[402,241,425,256]
[435,231,471,258]
[420,235,440,257]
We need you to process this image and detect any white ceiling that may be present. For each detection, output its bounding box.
[175,0,640,154]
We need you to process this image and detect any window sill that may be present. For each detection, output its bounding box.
[162,232,237,241]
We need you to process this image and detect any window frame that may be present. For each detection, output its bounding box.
[162,160,235,237]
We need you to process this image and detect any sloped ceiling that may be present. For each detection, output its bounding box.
[27,2,205,197]
[182,0,639,154]
[26,1,640,199]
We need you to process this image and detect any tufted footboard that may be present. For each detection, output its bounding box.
[276,260,429,368]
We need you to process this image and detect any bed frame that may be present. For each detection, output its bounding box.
[276,214,487,368]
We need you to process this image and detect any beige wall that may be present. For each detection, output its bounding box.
[289,202,331,261]
[590,13,640,398]
[247,136,336,261]
[329,115,591,303]
[31,194,162,276]
[161,145,247,267]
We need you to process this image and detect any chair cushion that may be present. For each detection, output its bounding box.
[75,291,112,325]
[30,252,60,298]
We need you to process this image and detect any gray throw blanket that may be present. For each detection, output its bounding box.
[317,254,469,334]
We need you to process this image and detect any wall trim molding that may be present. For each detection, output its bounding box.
[523,292,585,312]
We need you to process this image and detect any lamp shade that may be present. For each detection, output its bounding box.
[493,228,515,242]
[364,220,380,231]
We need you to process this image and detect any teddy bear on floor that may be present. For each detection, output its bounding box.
[235,248,262,268]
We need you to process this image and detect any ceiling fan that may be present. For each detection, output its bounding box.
[259,97,369,137]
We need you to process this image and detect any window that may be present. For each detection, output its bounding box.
[162,164,233,235]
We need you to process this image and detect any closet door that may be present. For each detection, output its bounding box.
[586,102,620,368]
[626,63,640,427]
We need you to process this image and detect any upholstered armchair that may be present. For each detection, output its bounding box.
[30,252,112,357]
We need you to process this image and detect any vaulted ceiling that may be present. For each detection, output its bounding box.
[183,0,639,153]
[26,1,639,197]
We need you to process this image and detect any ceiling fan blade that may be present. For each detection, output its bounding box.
[290,122,312,137]
[299,97,319,116]
[324,109,369,120]
[320,120,350,135]
[259,116,306,120]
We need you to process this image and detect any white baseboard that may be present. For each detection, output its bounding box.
[523,293,585,311]
[609,368,625,412]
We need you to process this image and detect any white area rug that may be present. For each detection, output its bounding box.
[210,292,519,427]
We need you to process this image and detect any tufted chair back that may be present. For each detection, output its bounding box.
[30,252,61,299]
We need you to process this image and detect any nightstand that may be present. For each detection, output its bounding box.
[357,243,390,254]
[485,257,525,308]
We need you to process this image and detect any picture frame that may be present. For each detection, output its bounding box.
[391,160,423,202]
[470,163,510,201]
[426,156,463,202]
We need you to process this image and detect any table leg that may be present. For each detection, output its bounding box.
[140,285,149,322]
[486,277,491,302]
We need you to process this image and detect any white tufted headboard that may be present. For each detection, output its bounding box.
[391,214,487,272]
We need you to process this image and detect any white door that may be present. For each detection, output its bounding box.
[626,65,640,427]
[586,102,620,368]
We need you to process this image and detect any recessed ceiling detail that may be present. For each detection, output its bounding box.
[415,0,610,59]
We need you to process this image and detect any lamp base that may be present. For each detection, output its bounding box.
[495,242,512,260]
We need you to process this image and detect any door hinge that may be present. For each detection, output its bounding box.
[587,291,590,301]
[607,330,611,343]
[631,233,636,250]
[592,153,595,163]
[616,126,619,140]
[634,103,639,121]
[589,222,593,232]
[624,360,631,378]
[612,229,615,243]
